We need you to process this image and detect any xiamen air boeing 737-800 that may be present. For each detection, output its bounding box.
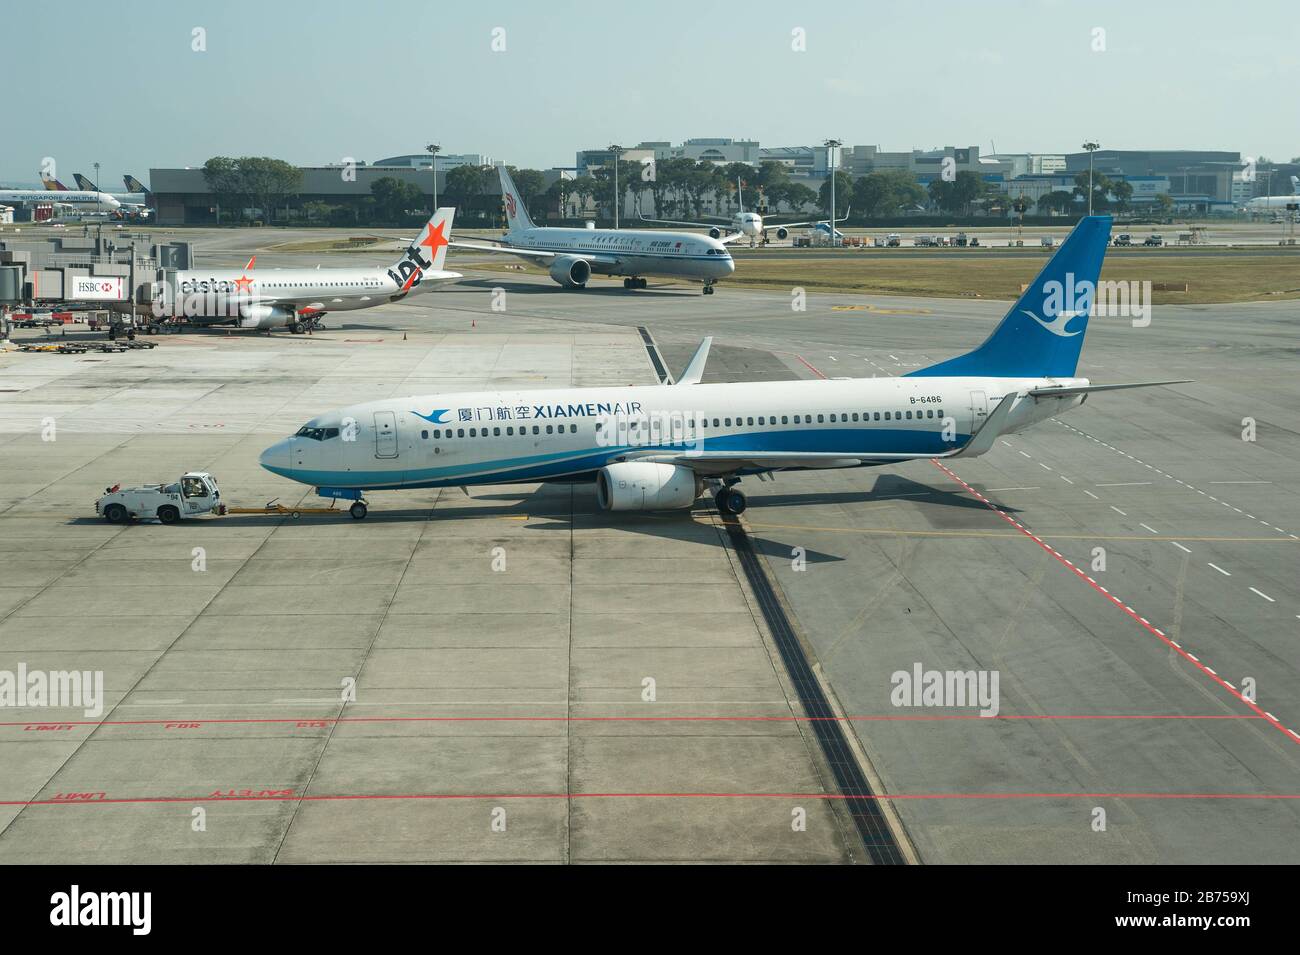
[259,215,1187,520]
[451,166,734,293]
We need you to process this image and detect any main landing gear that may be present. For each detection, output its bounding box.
[702,281,716,295]
[623,277,648,290]
[714,484,747,515]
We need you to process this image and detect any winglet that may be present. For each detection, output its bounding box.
[676,337,713,385]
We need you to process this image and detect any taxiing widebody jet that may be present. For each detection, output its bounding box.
[452,167,734,293]
[260,214,1187,519]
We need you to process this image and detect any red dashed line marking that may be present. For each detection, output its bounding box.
[932,459,1300,746]
[794,355,827,379]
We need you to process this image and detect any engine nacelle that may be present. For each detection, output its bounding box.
[238,303,294,329]
[775,227,789,240]
[549,255,591,288]
[708,227,722,239]
[595,462,702,512]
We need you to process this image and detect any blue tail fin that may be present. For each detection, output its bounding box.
[907,215,1112,379]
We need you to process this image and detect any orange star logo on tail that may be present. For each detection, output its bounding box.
[420,220,449,260]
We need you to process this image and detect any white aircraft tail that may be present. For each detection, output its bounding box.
[1291,175,1299,195]
[499,166,537,233]
[386,207,455,293]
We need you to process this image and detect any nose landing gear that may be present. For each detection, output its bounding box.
[349,500,368,520]
[702,281,716,295]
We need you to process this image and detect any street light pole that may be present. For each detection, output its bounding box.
[93,161,100,193]
[425,144,441,212]
[1081,141,1100,216]
[608,144,624,229]
[823,139,842,244]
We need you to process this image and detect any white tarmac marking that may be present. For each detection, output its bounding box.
[1208,563,1232,576]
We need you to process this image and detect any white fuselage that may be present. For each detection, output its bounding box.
[1245,195,1299,212]
[505,226,734,282]
[0,190,120,212]
[153,264,456,327]
[259,375,1087,492]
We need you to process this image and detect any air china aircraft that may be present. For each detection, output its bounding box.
[640,177,849,246]
[141,208,459,332]
[452,167,734,293]
[260,215,1186,520]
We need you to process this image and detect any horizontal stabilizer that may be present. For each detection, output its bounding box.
[951,393,1017,459]
[1026,379,1190,398]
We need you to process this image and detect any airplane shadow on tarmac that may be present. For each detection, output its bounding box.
[65,473,1008,567]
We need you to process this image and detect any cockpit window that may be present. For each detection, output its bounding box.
[294,426,340,441]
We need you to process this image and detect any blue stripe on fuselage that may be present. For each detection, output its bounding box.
[262,426,967,491]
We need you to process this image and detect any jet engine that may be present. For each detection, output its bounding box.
[238,303,294,329]
[595,462,701,511]
[708,227,722,239]
[774,227,789,240]
[549,255,591,288]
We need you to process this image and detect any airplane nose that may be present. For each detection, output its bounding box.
[259,439,291,474]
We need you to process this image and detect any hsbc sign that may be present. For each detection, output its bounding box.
[72,277,125,301]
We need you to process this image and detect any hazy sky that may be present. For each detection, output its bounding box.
[3,0,1296,188]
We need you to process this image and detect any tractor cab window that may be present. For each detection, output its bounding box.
[181,477,208,498]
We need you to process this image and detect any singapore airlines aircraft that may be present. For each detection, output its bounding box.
[260,215,1186,520]
[452,166,734,293]
[0,185,120,214]
[143,208,459,332]
[640,177,848,246]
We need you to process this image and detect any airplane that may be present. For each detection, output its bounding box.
[450,166,734,294]
[134,208,459,333]
[71,173,149,218]
[639,177,849,246]
[41,177,73,191]
[1243,176,1300,213]
[259,214,1188,520]
[123,174,151,196]
[0,185,119,214]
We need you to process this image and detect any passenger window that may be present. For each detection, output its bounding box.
[781,416,788,424]
[884,412,891,421]
[794,415,801,423]
[725,418,732,427]
[758,417,765,425]
[507,426,514,435]
[469,428,477,437]
[927,409,934,419]
[906,411,913,419]
[532,426,539,434]
[873,412,880,421]
[493,427,501,436]
[570,424,577,433]
[421,430,428,439]
[746,417,754,426]
[852,413,859,421]
[817,414,825,423]
[546,425,554,434]
[712,418,719,427]
[457,428,465,437]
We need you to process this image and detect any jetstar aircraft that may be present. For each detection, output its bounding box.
[259,214,1187,519]
[139,208,459,332]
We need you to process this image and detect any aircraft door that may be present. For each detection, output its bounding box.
[969,390,989,433]
[373,411,398,458]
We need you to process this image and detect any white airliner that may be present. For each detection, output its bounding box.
[1243,176,1300,212]
[259,215,1187,519]
[640,177,848,246]
[451,167,734,293]
[71,173,149,217]
[140,208,459,332]
[0,186,120,214]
